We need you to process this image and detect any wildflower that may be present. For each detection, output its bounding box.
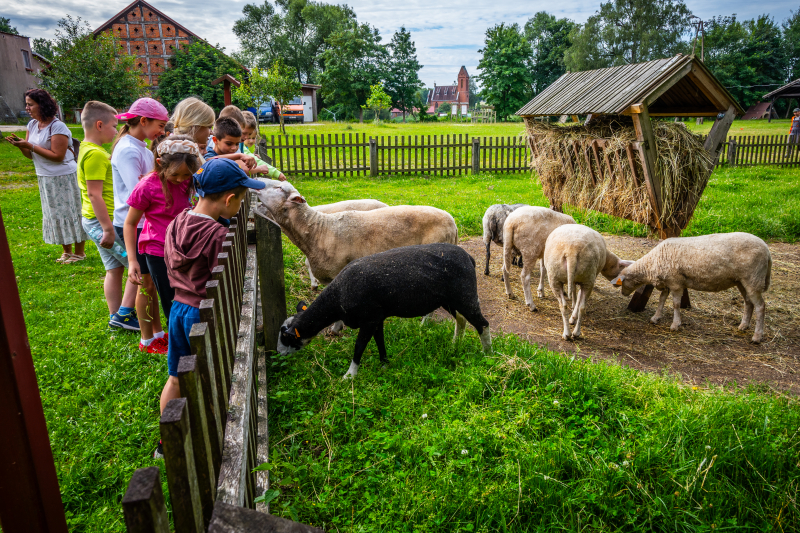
[461,449,468,455]
[609,462,619,470]
[705,445,711,451]
[553,400,560,406]
[674,491,680,497]
[622,461,629,468]
[422,413,428,419]
[543,475,549,480]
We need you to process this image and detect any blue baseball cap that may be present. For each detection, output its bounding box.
[194,158,266,197]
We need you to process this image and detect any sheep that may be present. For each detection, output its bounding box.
[611,232,772,343]
[276,243,492,379]
[482,203,527,276]
[254,181,458,286]
[502,206,576,311]
[306,199,389,289]
[543,224,633,340]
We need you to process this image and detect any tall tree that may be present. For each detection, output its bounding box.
[32,38,55,60]
[156,40,245,111]
[233,0,355,82]
[384,27,422,122]
[784,7,800,82]
[476,23,533,120]
[263,59,302,134]
[36,16,144,110]
[564,0,692,71]
[1,16,19,34]
[524,12,576,94]
[319,22,387,122]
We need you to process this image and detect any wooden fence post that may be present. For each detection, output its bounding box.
[369,137,378,177]
[256,215,287,351]
[160,398,204,533]
[727,139,737,168]
[471,137,480,174]
[122,467,170,533]
[198,299,229,412]
[188,324,223,472]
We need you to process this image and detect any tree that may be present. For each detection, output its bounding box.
[524,12,576,94]
[437,102,452,116]
[564,0,692,71]
[362,84,391,123]
[233,0,355,83]
[784,7,800,82]
[36,16,144,111]
[32,38,55,60]
[232,65,272,116]
[476,23,533,120]
[384,27,422,122]
[263,59,302,134]
[1,16,19,35]
[319,22,387,122]
[468,78,481,108]
[156,39,245,112]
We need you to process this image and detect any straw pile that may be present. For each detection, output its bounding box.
[525,116,713,232]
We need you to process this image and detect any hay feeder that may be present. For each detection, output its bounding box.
[517,54,744,310]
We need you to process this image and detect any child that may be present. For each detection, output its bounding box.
[76,101,139,330]
[123,136,203,326]
[241,110,286,181]
[206,117,284,179]
[154,157,266,457]
[171,97,215,153]
[111,97,169,352]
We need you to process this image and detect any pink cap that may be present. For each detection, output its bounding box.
[115,97,169,122]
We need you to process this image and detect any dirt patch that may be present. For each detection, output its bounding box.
[0,182,36,190]
[456,236,800,394]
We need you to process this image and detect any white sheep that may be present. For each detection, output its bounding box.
[544,224,632,340]
[306,199,388,289]
[482,203,527,276]
[502,206,576,311]
[612,232,772,343]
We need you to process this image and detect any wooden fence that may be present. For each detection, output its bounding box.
[120,196,320,533]
[254,133,799,177]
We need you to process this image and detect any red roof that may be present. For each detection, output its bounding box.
[428,85,460,103]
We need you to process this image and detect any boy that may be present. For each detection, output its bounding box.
[155,158,266,457]
[241,110,287,181]
[207,117,286,180]
[77,101,140,330]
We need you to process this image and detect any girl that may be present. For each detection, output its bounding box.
[123,136,203,323]
[111,97,169,353]
[170,97,215,154]
[241,110,286,180]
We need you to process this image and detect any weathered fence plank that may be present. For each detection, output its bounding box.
[122,467,170,533]
[161,398,204,533]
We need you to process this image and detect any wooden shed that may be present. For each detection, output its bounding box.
[517,54,744,240]
[763,78,800,122]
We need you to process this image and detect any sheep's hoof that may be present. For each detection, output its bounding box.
[572,332,582,340]
[529,305,538,313]
[650,316,661,325]
[311,286,319,291]
[738,323,750,331]
[568,317,576,325]
[670,324,681,332]
[537,290,544,298]
[342,373,353,380]
[484,269,490,276]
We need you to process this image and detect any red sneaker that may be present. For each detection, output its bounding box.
[140,336,168,354]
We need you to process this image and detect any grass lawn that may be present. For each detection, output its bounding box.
[1,129,799,531]
[687,118,794,137]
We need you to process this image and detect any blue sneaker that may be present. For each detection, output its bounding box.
[109,312,140,331]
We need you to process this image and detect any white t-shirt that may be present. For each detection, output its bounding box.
[26,119,78,177]
[111,134,154,227]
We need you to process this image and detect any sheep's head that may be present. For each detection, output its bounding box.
[254,180,306,222]
[610,266,642,297]
[277,301,313,355]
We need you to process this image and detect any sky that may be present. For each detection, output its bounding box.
[4,0,798,88]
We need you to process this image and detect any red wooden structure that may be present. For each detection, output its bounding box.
[212,74,241,107]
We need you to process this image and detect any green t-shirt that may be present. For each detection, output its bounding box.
[77,142,114,219]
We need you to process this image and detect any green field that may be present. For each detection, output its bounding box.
[1,129,799,531]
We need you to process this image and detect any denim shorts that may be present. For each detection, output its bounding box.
[82,217,127,271]
[114,226,150,275]
[167,301,201,377]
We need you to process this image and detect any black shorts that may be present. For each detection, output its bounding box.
[114,226,150,275]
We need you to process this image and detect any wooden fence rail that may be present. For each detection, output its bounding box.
[255,133,799,177]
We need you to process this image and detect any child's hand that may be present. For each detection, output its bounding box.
[128,260,143,285]
[277,173,287,181]
[234,153,257,169]
[100,228,116,249]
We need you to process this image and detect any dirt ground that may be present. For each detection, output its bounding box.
[456,236,800,394]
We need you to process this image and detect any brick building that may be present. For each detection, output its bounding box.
[92,0,214,91]
[427,66,469,115]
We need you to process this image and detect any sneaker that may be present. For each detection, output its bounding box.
[109,312,140,331]
[154,440,164,459]
[139,336,168,354]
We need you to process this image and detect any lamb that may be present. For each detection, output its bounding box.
[482,203,527,276]
[276,243,492,379]
[502,206,576,311]
[543,225,632,340]
[611,232,772,343]
[254,181,457,286]
[306,199,389,289]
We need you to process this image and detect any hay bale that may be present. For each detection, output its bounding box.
[525,115,713,232]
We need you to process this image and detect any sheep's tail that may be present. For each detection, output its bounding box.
[502,223,515,274]
[566,253,576,303]
[764,254,772,292]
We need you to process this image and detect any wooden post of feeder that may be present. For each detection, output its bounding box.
[212,75,241,108]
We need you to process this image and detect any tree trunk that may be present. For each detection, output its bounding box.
[403,111,406,123]
[279,104,286,135]
[358,108,363,123]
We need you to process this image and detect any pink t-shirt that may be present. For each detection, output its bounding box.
[127,172,192,257]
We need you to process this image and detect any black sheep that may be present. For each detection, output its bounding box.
[277,243,492,378]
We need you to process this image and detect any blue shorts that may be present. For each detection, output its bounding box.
[167,301,201,377]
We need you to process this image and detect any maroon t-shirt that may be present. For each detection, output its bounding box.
[164,210,231,308]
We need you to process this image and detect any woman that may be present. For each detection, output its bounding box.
[8,89,87,263]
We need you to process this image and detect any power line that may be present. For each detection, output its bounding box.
[723,83,785,89]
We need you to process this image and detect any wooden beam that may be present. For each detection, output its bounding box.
[686,67,727,110]
[703,104,737,168]
[630,104,666,237]
[644,62,693,108]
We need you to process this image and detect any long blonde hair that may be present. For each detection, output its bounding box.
[171,97,215,138]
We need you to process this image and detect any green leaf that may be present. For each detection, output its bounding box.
[253,488,280,506]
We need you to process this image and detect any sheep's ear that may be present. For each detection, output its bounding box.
[619,260,634,269]
[611,274,625,287]
[296,301,308,313]
[288,193,306,204]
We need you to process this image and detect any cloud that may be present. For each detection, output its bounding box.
[5,0,796,88]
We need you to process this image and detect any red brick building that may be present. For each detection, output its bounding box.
[92,0,210,90]
[427,66,469,115]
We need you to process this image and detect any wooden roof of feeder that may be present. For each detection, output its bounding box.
[516,54,744,118]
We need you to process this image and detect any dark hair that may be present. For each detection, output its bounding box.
[213,117,241,140]
[24,89,59,120]
[204,185,248,202]
[153,134,200,208]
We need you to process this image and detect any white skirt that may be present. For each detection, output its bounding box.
[37,172,88,245]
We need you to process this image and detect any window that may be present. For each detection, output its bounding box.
[21,50,32,69]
